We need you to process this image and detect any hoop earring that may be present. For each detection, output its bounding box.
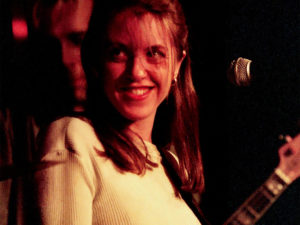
[171,77,177,86]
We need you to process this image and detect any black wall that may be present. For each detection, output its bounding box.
[182,0,300,224]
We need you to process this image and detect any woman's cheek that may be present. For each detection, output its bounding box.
[154,72,173,98]
[105,62,126,79]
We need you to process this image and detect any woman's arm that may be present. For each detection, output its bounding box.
[33,118,96,225]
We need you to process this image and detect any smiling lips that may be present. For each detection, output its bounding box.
[120,86,154,100]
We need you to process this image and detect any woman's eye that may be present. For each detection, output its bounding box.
[146,47,167,63]
[147,50,165,58]
[107,47,128,62]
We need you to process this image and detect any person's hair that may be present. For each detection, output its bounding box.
[81,0,204,194]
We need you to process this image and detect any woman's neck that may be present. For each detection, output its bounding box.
[126,115,155,143]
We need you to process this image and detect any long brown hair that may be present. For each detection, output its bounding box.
[82,0,204,194]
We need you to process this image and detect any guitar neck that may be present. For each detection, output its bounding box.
[223,168,292,225]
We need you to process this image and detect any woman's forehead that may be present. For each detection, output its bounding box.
[107,9,173,49]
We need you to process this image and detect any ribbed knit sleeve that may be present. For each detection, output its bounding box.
[34,117,98,225]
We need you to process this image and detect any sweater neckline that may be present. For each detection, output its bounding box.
[144,141,161,163]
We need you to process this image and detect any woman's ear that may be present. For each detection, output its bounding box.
[174,50,186,80]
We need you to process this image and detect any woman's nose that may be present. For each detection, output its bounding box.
[129,56,146,80]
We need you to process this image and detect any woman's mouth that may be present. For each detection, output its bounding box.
[120,87,154,100]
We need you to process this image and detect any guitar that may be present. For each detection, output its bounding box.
[223,134,300,225]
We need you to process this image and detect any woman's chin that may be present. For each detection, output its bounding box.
[119,107,156,124]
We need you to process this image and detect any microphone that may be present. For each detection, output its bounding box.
[227,57,252,86]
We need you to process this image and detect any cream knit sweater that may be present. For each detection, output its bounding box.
[34,117,201,225]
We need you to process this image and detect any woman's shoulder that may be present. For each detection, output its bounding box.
[41,116,94,143]
[39,116,103,157]
[48,116,91,129]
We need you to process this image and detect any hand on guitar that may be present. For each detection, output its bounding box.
[223,133,300,225]
[278,133,300,183]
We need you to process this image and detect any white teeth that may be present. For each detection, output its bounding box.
[130,88,148,95]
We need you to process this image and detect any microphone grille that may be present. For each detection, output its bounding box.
[227,57,252,86]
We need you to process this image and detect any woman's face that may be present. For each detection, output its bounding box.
[103,8,184,124]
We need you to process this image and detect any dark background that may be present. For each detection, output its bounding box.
[1,0,300,224]
[182,0,300,224]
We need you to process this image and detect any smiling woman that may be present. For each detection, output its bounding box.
[103,9,185,138]
[32,0,206,224]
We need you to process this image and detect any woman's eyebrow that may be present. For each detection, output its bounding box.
[148,45,167,51]
[105,42,128,51]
